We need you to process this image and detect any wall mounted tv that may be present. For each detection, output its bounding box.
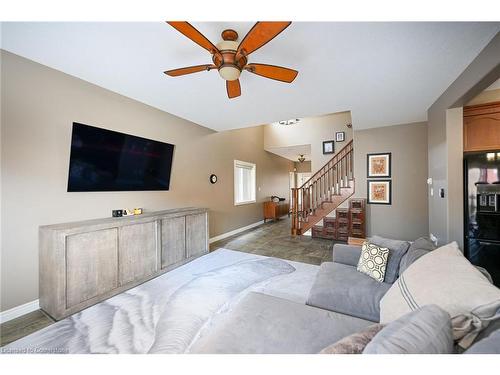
[67,123,174,192]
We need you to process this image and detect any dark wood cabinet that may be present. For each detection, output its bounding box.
[311,198,366,241]
[349,198,366,239]
[336,208,350,242]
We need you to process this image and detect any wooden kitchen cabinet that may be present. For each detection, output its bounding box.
[463,101,500,152]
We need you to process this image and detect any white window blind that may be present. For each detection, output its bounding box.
[234,160,256,205]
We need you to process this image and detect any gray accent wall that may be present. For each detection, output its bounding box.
[353,122,429,240]
[427,32,500,246]
[0,51,292,311]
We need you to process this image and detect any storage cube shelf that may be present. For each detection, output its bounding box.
[311,198,366,241]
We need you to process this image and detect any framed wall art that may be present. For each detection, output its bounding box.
[322,140,335,154]
[367,152,391,178]
[335,131,345,142]
[367,180,392,205]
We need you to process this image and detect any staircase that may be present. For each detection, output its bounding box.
[291,140,354,235]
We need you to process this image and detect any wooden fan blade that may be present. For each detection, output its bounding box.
[226,79,241,99]
[245,63,298,83]
[164,64,215,77]
[237,22,291,57]
[167,21,219,54]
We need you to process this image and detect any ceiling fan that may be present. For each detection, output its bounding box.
[164,21,298,99]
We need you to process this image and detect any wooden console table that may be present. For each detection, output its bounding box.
[263,201,289,222]
[348,237,367,246]
[40,207,208,320]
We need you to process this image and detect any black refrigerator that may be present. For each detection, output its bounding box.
[464,151,500,286]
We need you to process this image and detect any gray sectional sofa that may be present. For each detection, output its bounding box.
[189,237,500,354]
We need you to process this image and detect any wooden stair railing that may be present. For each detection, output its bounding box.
[291,140,354,235]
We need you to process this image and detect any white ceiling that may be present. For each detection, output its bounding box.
[1,22,499,131]
[266,144,311,162]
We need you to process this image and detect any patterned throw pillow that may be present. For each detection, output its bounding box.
[357,242,390,282]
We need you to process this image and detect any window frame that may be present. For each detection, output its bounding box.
[233,159,257,206]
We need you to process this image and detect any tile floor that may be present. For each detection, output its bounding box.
[210,217,335,265]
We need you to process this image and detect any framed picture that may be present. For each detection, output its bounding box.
[367,180,392,205]
[367,152,391,178]
[335,131,345,142]
[322,140,335,154]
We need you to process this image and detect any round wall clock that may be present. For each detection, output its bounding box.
[210,174,218,184]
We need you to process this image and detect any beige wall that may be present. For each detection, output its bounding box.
[446,108,464,249]
[353,122,429,240]
[293,161,311,173]
[466,87,500,106]
[0,51,292,311]
[264,112,353,171]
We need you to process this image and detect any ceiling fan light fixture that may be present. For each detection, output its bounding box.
[165,22,297,98]
[216,40,239,51]
[219,65,241,81]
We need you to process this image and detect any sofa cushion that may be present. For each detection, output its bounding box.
[465,328,500,354]
[380,241,500,349]
[189,292,372,354]
[332,244,362,267]
[307,262,392,322]
[370,235,410,283]
[320,324,384,354]
[364,305,453,354]
[399,237,436,273]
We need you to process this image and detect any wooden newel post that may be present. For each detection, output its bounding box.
[291,188,299,235]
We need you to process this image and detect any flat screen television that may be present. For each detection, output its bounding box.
[67,123,174,192]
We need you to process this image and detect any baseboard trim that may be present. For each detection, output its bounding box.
[209,220,265,244]
[0,299,40,324]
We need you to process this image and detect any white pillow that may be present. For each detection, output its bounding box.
[379,241,500,349]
